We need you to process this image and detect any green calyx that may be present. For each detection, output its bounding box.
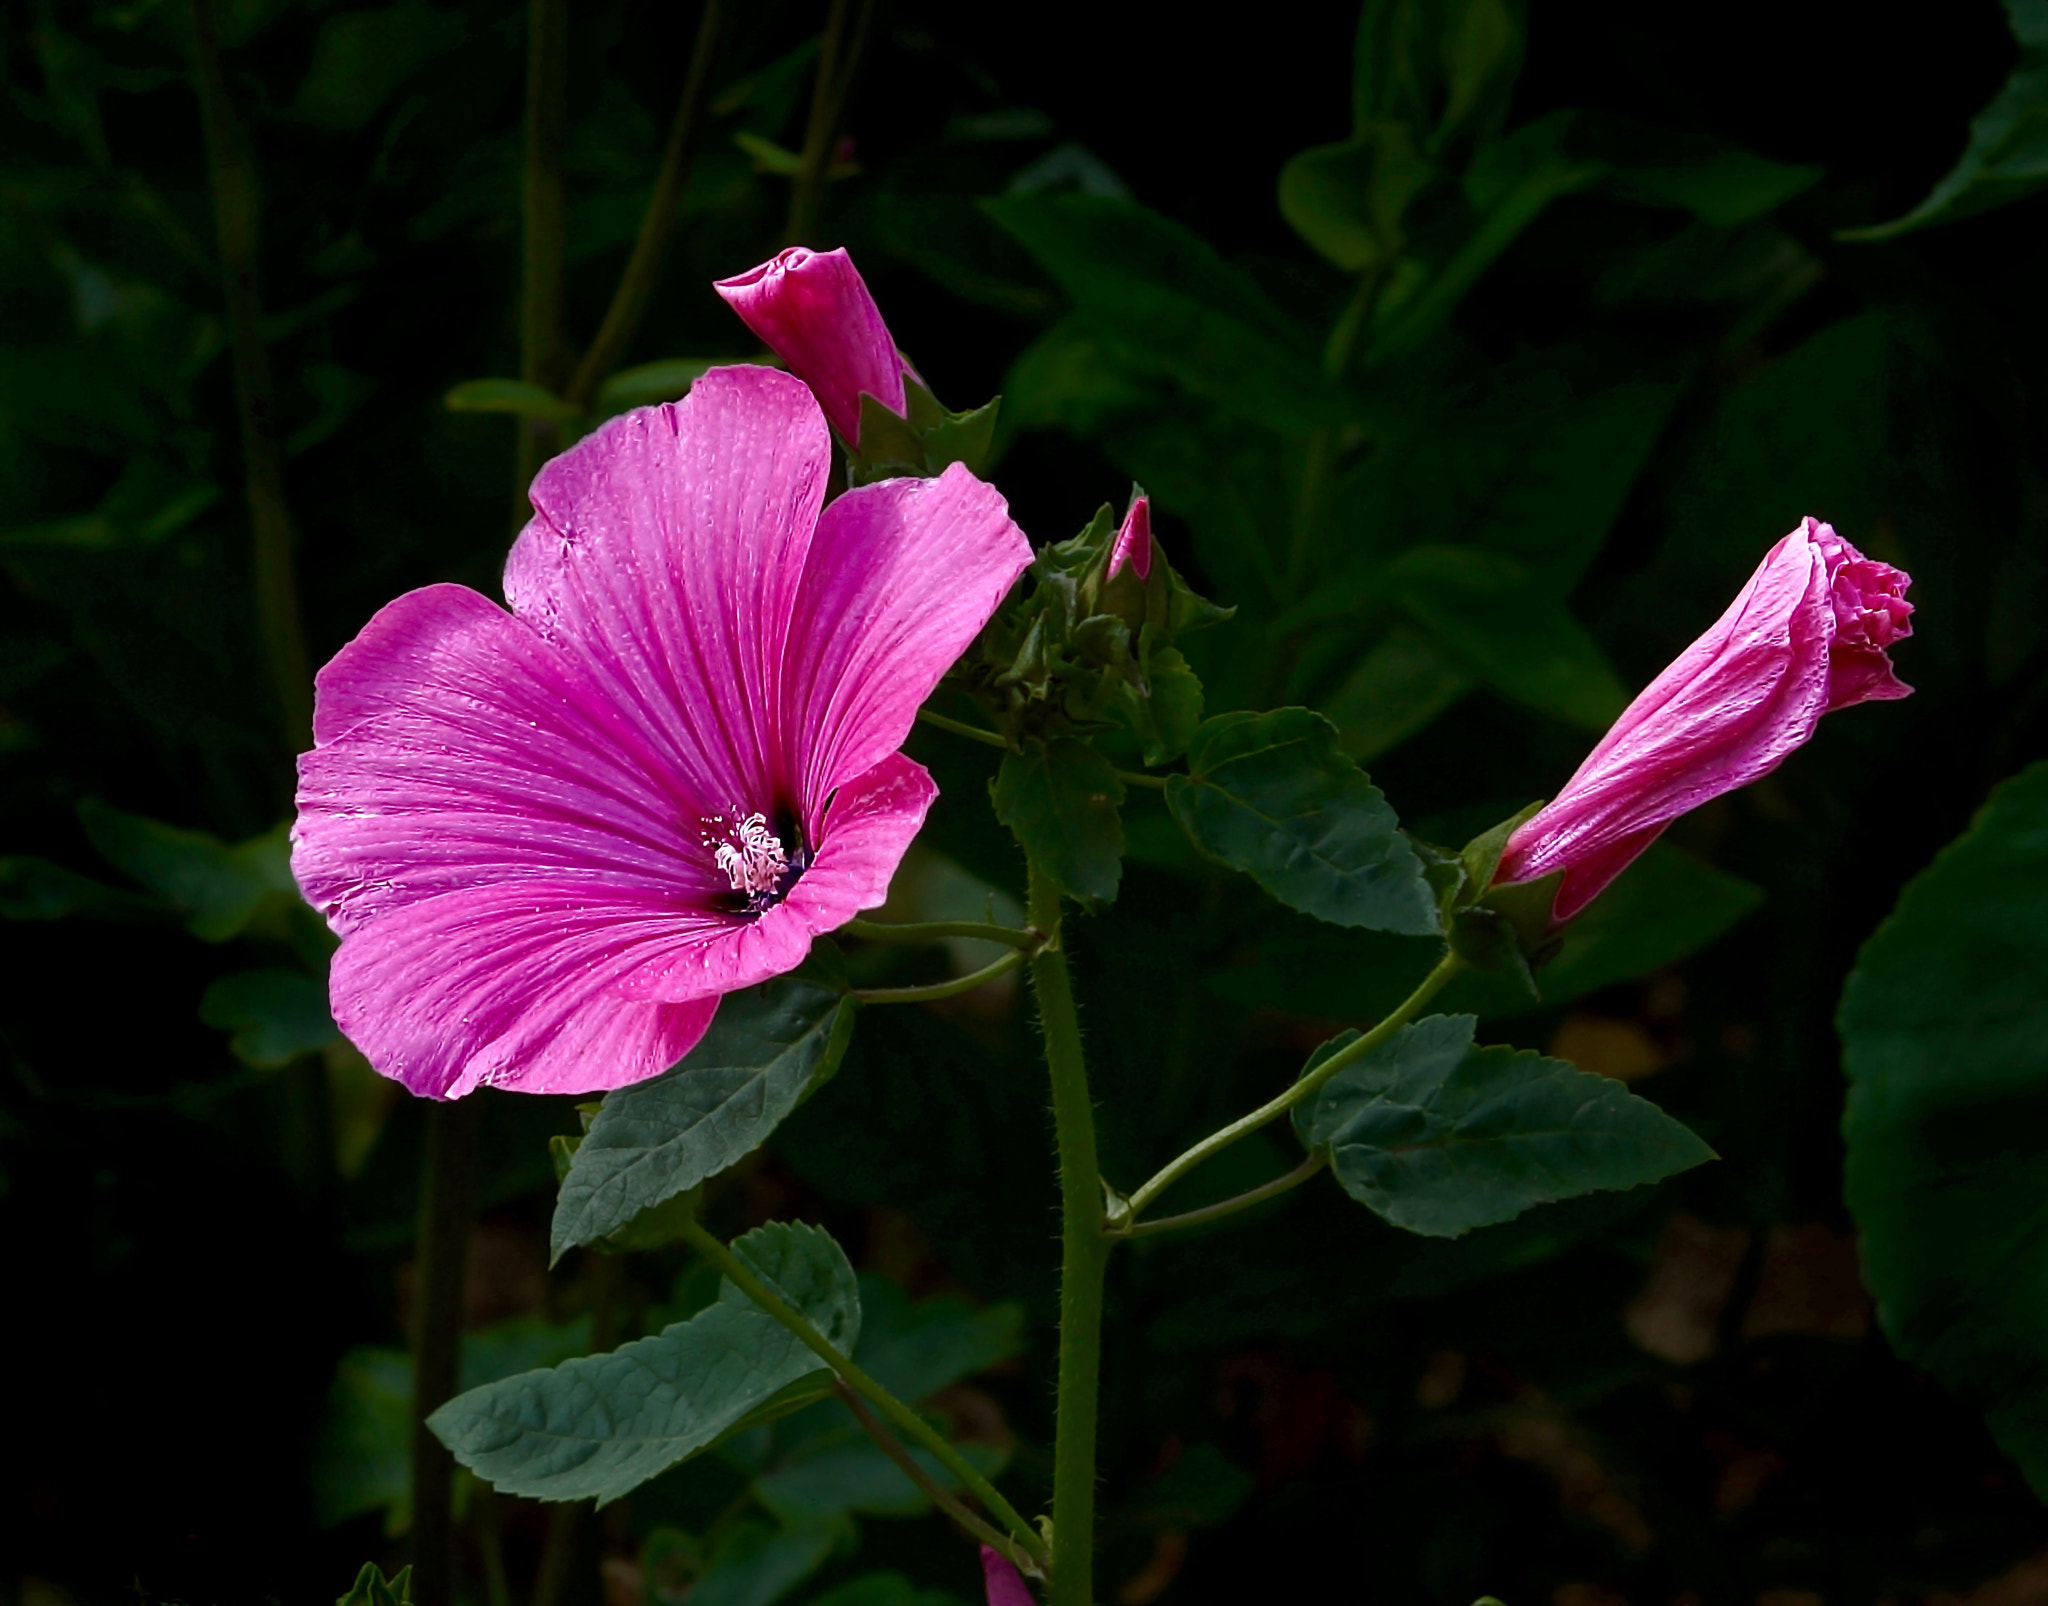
[846,377,1001,485]
[954,497,1231,755]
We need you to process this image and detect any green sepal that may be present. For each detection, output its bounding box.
[1456,798,1545,910]
[1447,905,1539,1002]
[846,379,1002,484]
[337,1563,412,1606]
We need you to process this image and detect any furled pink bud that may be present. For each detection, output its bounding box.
[980,1546,1036,1606]
[713,247,913,449]
[1493,517,1913,924]
[1108,493,1153,581]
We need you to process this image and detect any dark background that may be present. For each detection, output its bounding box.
[3,2,2044,1604]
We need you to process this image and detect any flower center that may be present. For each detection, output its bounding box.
[702,809,806,914]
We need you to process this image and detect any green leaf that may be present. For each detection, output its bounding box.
[753,1424,1007,1523]
[429,1222,861,1504]
[1841,0,2048,237]
[1387,545,1628,728]
[1166,709,1438,935]
[1278,124,1433,271]
[985,192,1356,428]
[336,1562,412,1606]
[595,358,724,413]
[0,855,164,922]
[991,739,1126,904]
[77,802,296,942]
[1117,642,1204,765]
[443,377,581,424]
[691,1518,841,1606]
[199,968,339,1068]
[1840,761,2048,1496]
[551,978,856,1263]
[803,1573,969,1606]
[1321,626,1477,761]
[1301,1013,1715,1236]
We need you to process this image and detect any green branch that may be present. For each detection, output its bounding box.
[1125,949,1462,1217]
[564,0,724,411]
[851,947,1027,1004]
[680,1219,1048,1567]
[1117,1151,1327,1240]
[188,0,312,749]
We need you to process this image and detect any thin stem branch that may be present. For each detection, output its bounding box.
[918,707,1010,749]
[563,0,724,412]
[680,1220,1048,1566]
[851,947,1026,1004]
[407,1098,479,1606]
[1117,1152,1327,1240]
[516,0,569,511]
[1026,856,1108,1606]
[840,917,1042,950]
[188,0,312,749]
[782,0,876,247]
[831,1380,1031,1568]
[1116,769,1169,791]
[1126,950,1462,1217]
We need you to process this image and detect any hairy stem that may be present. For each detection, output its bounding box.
[851,947,1027,1004]
[408,1098,479,1606]
[516,0,569,510]
[1026,856,1108,1606]
[1126,950,1462,1217]
[189,0,312,749]
[1117,1152,1327,1240]
[680,1220,1048,1566]
[841,917,1043,950]
[831,1380,1031,1567]
[564,0,724,411]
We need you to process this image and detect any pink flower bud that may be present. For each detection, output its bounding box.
[713,247,914,449]
[1108,493,1153,581]
[1493,517,1913,924]
[980,1546,1036,1606]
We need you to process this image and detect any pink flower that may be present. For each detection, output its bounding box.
[292,368,1030,1098]
[714,247,916,451]
[980,1547,1036,1606]
[1493,517,1913,924]
[1108,493,1152,581]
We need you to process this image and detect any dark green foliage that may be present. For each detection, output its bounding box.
[1841,762,2048,1497]
[1297,1013,1715,1236]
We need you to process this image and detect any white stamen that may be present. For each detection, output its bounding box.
[708,810,789,897]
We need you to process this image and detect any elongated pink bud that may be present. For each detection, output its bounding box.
[713,247,913,449]
[1493,517,1913,923]
[1108,493,1153,581]
[980,1546,1036,1606]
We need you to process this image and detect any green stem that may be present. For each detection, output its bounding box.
[1116,1152,1326,1240]
[1116,770,1169,792]
[831,1380,1035,1570]
[917,706,1010,749]
[1125,950,1462,1217]
[1026,856,1108,1606]
[782,0,876,247]
[407,1098,479,1606]
[840,917,1042,950]
[189,0,312,750]
[563,0,724,412]
[1282,265,1382,602]
[516,0,569,511]
[851,947,1026,1004]
[680,1220,1048,1567]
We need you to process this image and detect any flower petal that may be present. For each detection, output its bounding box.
[503,367,830,816]
[326,881,720,1098]
[612,751,937,1002]
[776,462,1032,814]
[295,583,723,936]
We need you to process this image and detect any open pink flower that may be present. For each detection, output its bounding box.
[714,247,915,450]
[1494,517,1913,924]
[980,1547,1036,1606]
[292,367,1030,1099]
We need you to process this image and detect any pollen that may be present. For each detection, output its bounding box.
[704,810,790,898]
